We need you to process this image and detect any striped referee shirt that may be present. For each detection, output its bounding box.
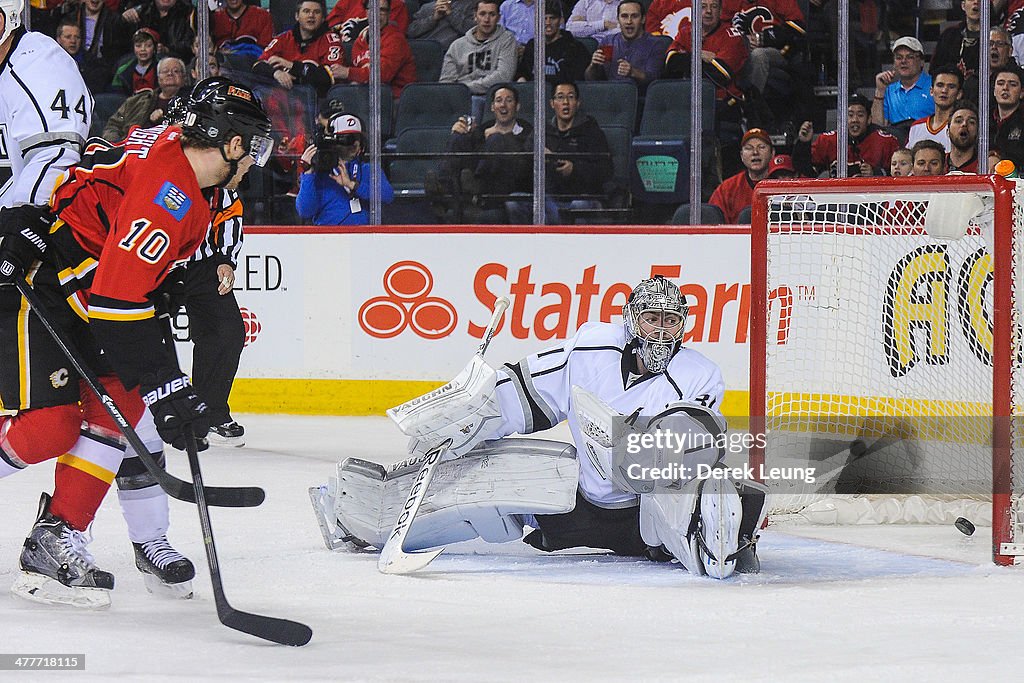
[190,187,244,268]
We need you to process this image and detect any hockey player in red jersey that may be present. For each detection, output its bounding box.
[0,77,272,608]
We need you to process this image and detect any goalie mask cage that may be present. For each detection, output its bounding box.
[750,175,1023,565]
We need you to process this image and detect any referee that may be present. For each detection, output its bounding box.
[183,183,247,447]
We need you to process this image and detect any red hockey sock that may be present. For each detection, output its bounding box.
[51,460,113,531]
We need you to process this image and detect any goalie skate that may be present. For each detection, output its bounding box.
[133,537,196,599]
[11,493,113,610]
[309,483,374,551]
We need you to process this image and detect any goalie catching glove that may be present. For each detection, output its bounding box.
[0,204,56,282]
[140,370,213,451]
[388,354,507,458]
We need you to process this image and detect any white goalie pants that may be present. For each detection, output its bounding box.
[330,438,580,551]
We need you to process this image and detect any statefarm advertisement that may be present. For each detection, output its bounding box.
[174,229,758,393]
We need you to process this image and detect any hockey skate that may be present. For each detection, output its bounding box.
[308,483,373,551]
[133,536,196,599]
[11,493,114,609]
[208,421,245,448]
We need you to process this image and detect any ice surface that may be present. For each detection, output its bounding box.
[1,415,1022,681]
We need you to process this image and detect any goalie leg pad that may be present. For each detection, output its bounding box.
[697,477,743,579]
[639,480,703,575]
[640,476,749,578]
[325,438,579,551]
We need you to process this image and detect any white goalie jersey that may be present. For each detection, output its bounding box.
[493,322,726,508]
[0,29,91,207]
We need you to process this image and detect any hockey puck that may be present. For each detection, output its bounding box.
[954,517,976,536]
[849,439,867,458]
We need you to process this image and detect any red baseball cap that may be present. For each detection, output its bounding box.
[767,154,796,178]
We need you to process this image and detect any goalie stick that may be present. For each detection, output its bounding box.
[183,426,313,646]
[377,296,510,575]
[14,278,264,508]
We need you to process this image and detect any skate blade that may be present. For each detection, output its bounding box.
[142,573,194,599]
[208,433,245,448]
[11,571,111,610]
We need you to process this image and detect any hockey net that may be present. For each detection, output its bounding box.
[749,175,1023,565]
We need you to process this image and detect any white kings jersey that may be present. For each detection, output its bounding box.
[0,29,91,208]
[492,321,726,508]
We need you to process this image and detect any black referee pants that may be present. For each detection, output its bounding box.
[183,259,245,426]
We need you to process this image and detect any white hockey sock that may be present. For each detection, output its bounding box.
[118,484,169,544]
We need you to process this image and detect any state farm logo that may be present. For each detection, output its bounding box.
[358,261,458,339]
[240,307,262,347]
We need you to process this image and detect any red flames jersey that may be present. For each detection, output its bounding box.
[260,27,344,69]
[810,128,900,173]
[667,20,749,100]
[646,0,692,38]
[723,0,805,34]
[50,126,211,312]
[212,5,276,48]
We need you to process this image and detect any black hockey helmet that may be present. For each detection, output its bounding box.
[182,77,274,167]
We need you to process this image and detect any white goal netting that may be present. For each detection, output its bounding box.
[752,178,1023,563]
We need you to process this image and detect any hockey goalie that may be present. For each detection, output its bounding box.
[311,276,769,578]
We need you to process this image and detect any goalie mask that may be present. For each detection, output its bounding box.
[623,276,688,374]
[1,0,23,45]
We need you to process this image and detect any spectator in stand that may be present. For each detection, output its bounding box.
[122,0,196,63]
[254,0,343,96]
[102,56,186,141]
[516,2,590,83]
[62,0,129,93]
[212,0,275,50]
[440,0,519,119]
[112,27,160,94]
[872,36,934,134]
[930,0,980,87]
[992,66,1024,168]
[725,0,810,128]
[645,0,689,38]
[425,84,533,220]
[55,18,82,60]
[331,0,417,98]
[499,0,536,45]
[565,0,620,42]
[765,153,797,179]
[541,80,613,222]
[890,147,913,176]
[906,68,963,151]
[663,0,748,120]
[795,94,899,177]
[964,27,1017,103]
[708,127,773,223]
[327,0,410,40]
[407,0,477,51]
[296,113,394,224]
[911,139,948,175]
[947,101,979,172]
[584,1,664,91]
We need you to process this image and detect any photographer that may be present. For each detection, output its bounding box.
[295,113,393,225]
[793,94,900,178]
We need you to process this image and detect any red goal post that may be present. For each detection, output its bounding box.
[749,175,1020,565]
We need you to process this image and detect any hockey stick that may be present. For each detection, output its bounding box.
[183,425,313,646]
[13,278,264,508]
[378,296,510,575]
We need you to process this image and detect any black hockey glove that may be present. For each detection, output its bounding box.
[0,205,55,283]
[140,370,213,451]
[153,267,187,317]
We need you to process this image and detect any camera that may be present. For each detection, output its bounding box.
[312,129,340,173]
